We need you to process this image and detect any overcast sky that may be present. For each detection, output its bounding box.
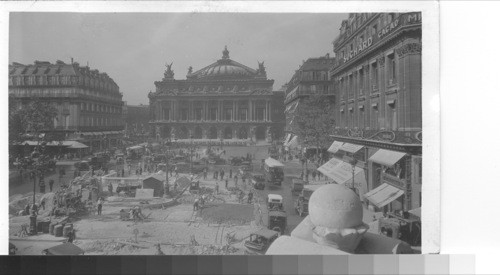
[10,13,347,105]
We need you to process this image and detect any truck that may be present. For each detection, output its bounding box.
[294,184,323,217]
[263,157,284,186]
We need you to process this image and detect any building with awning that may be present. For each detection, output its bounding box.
[317,157,368,200]
[328,12,423,211]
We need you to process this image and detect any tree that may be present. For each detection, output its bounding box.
[293,94,336,152]
[9,99,58,144]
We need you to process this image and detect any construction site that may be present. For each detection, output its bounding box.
[9,151,267,255]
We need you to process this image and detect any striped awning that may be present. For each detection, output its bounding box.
[364,183,404,208]
[368,149,406,167]
[327,141,344,153]
[340,143,364,154]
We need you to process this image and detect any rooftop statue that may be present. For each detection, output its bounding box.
[164,62,174,79]
[257,61,267,76]
[187,66,193,75]
[266,184,414,255]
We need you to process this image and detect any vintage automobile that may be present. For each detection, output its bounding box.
[189,180,200,194]
[244,228,280,254]
[267,194,284,211]
[250,172,266,190]
[291,178,305,195]
[263,158,284,185]
[42,243,85,255]
[379,211,421,247]
[295,184,323,217]
[268,210,287,235]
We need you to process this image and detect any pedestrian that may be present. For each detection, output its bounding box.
[175,166,178,177]
[214,171,218,180]
[220,169,224,180]
[108,182,113,195]
[25,204,30,216]
[40,198,46,210]
[203,169,207,180]
[155,243,165,255]
[122,168,125,177]
[49,179,54,192]
[234,175,239,186]
[67,229,76,243]
[225,178,228,189]
[193,198,199,211]
[229,169,232,178]
[215,183,219,194]
[97,197,103,215]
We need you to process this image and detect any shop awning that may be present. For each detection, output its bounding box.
[340,143,364,154]
[363,183,404,208]
[317,158,363,185]
[68,141,89,149]
[285,99,299,114]
[327,141,344,154]
[283,133,291,146]
[287,136,299,149]
[368,149,406,167]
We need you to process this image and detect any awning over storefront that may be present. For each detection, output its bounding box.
[287,136,299,149]
[363,183,404,208]
[285,99,299,114]
[340,143,364,154]
[283,133,292,146]
[317,158,368,199]
[327,141,344,154]
[368,149,406,167]
[68,141,89,149]
[408,207,421,218]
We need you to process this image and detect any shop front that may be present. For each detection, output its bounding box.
[367,149,410,211]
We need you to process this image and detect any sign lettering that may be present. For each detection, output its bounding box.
[344,37,373,63]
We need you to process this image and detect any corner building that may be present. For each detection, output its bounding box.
[149,47,285,142]
[9,60,124,152]
[329,13,422,212]
[283,55,335,150]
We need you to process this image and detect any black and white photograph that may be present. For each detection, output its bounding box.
[3,2,440,258]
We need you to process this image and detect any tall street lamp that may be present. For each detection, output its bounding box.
[190,135,194,173]
[349,158,358,195]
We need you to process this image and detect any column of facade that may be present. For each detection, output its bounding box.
[249,100,253,122]
[235,100,239,122]
[156,101,161,121]
[232,101,236,121]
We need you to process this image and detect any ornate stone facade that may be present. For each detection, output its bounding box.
[149,47,285,142]
[329,13,422,211]
[8,60,124,151]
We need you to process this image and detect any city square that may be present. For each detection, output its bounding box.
[8,12,422,256]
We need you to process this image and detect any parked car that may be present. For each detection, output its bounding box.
[250,172,266,190]
[244,228,280,254]
[291,178,305,195]
[294,185,322,217]
[268,210,287,235]
[267,194,284,211]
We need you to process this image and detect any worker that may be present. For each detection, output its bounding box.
[97,197,103,215]
[247,191,253,204]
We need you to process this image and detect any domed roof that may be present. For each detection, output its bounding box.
[188,46,258,80]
